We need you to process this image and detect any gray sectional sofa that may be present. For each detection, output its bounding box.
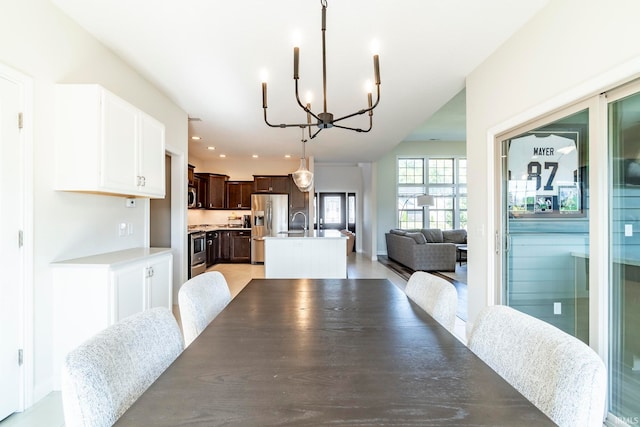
[385,228,466,272]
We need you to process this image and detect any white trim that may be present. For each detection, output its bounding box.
[0,63,34,410]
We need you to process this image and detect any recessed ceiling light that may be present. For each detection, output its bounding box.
[219,154,226,158]
[207,146,215,150]
[191,136,201,140]
[284,154,291,158]
[252,154,259,158]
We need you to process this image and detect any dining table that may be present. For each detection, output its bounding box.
[114,278,553,426]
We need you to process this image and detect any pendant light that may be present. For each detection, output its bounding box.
[292,128,313,192]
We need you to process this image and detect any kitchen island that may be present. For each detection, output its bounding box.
[264,229,348,278]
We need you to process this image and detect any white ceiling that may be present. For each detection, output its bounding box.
[51,0,549,163]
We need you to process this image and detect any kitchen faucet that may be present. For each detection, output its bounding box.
[292,211,308,231]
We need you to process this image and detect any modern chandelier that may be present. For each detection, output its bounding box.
[261,0,381,139]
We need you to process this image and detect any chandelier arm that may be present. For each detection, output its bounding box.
[309,127,323,139]
[332,121,372,133]
[331,86,380,123]
[263,109,315,129]
[294,80,321,122]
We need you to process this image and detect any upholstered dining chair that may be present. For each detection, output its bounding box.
[61,307,184,427]
[178,271,232,346]
[467,305,607,427]
[405,271,458,332]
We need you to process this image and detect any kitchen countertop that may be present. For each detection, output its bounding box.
[264,229,347,239]
[188,224,250,233]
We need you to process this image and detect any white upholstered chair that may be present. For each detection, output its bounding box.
[405,271,458,332]
[61,307,184,427]
[467,305,606,427]
[178,271,232,346]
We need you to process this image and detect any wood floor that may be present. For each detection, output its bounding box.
[0,253,466,427]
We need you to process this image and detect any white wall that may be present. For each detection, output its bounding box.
[466,0,640,326]
[375,140,467,254]
[0,0,187,401]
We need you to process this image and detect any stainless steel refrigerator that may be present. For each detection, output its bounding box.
[251,194,289,263]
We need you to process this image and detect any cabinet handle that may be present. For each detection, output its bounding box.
[141,176,146,187]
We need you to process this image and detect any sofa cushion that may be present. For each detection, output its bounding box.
[405,232,427,244]
[443,229,467,244]
[389,229,407,236]
[421,229,444,243]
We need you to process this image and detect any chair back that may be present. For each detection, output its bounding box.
[178,271,232,346]
[405,271,457,331]
[467,305,606,427]
[61,307,184,427]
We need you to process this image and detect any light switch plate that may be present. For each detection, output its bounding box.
[625,224,633,237]
[553,302,562,315]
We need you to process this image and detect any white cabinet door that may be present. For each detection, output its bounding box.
[138,113,165,198]
[55,84,165,198]
[146,254,172,309]
[112,262,145,322]
[100,90,138,193]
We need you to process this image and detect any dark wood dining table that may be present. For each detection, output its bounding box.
[115,278,553,426]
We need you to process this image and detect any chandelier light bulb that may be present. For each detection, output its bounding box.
[305,91,313,104]
[364,80,373,94]
[370,39,380,55]
[292,30,301,48]
[260,68,268,83]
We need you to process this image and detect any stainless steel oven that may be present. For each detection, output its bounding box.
[189,231,207,278]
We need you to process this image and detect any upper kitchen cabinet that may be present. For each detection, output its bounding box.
[226,181,252,209]
[289,175,309,211]
[195,173,228,209]
[55,84,166,198]
[253,175,289,193]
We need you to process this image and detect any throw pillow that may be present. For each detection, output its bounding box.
[405,232,427,244]
[443,229,467,244]
[421,229,444,243]
[390,229,407,235]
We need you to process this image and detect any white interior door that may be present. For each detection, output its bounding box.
[0,73,23,419]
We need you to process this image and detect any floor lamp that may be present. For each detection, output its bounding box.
[417,195,435,228]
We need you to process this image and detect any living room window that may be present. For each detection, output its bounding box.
[397,157,466,230]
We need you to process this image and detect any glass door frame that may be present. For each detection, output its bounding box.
[494,95,607,354]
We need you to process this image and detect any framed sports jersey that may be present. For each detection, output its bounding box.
[507,130,584,218]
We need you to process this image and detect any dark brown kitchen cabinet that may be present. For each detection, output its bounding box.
[253,175,289,193]
[206,231,219,267]
[230,230,251,262]
[225,181,252,209]
[289,175,308,211]
[195,173,228,209]
[188,164,195,186]
[194,174,206,208]
[218,230,250,263]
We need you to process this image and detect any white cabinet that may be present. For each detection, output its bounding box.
[52,248,172,389]
[55,84,165,198]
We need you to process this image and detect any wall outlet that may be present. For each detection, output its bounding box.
[625,224,633,237]
[127,223,133,235]
[553,302,562,315]
[125,198,136,208]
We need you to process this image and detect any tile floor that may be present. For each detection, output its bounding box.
[0,253,466,427]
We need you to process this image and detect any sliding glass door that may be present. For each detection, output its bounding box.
[501,107,590,343]
[608,85,640,420]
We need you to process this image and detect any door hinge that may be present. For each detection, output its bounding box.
[18,349,23,366]
[18,230,24,248]
[18,112,23,129]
